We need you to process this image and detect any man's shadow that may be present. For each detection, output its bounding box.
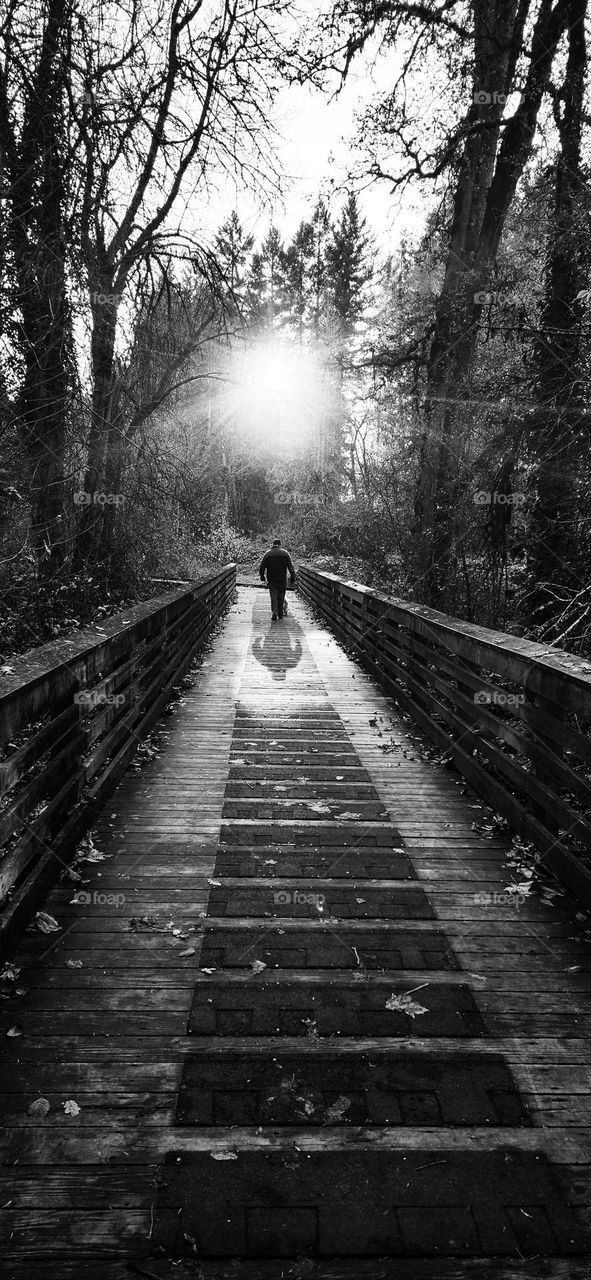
[251,617,303,683]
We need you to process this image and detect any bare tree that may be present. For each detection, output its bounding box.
[70,0,312,565]
[526,0,589,626]
[334,0,576,606]
[0,0,76,575]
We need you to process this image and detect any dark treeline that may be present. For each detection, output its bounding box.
[1,0,591,656]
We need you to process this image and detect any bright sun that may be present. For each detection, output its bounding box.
[227,340,323,452]
[244,347,287,397]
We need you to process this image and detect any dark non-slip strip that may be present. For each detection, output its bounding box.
[206,886,434,920]
[155,1150,584,1258]
[222,803,391,821]
[224,783,378,797]
[228,766,373,781]
[197,926,457,971]
[218,824,405,847]
[187,980,482,1037]
[213,849,415,879]
[176,1051,529,1127]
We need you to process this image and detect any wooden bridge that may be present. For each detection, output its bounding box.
[1,565,591,1278]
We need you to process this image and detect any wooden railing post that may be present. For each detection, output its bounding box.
[530,684,565,837]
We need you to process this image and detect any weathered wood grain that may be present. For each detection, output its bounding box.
[1,584,591,1271]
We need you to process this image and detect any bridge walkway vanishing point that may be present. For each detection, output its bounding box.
[2,584,591,1279]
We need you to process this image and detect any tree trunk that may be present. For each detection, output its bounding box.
[527,0,588,615]
[18,278,69,576]
[412,0,570,608]
[6,0,72,578]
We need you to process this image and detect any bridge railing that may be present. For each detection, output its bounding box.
[299,566,591,906]
[0,565,236,955]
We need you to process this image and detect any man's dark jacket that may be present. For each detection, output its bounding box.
[259,547,296,587]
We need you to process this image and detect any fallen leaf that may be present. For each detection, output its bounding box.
[28,1098,50,1117]
[178,948,196,957]
[65,959,83,969]
[130,916,167,933]
[251,960,267,973]
[35,912,60,934]
[6,1025,23,1037]
[0,965,21,981]
[386,992,428,1018]
[324,1095,352,1122]
[201,968,216,975]
[63,1099,81,1116]
[506,880,533,897]
[338,811,362,820]
[211,1151,238,1160]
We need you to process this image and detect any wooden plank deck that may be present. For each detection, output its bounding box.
[1,585,591,1278]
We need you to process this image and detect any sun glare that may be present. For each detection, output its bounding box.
[228,340,323,453]
[245,347,287,397]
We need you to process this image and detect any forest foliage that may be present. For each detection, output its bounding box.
[1,0,591,655]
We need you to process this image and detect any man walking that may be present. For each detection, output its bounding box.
[259,538,296,621]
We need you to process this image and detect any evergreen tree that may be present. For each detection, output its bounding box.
[310,199,332,337]
[283,220,314,341]
[215,213,254,300]
[326,193,373,337]
[245,226,288,332]
[245,252,267,328]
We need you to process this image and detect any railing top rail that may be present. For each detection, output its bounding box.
[301,567,591,714]
[0,565,236,710]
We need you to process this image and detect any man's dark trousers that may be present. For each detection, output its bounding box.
[269,584,286,618]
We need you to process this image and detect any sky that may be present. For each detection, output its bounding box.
[199,33,424,255]
[270,77,401,242]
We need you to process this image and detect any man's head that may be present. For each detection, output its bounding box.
[272,538,281,547]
